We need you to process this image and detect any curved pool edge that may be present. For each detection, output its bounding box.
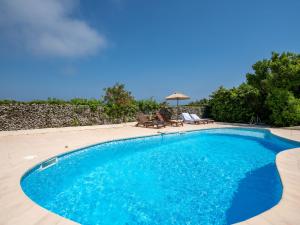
[234,129,300,225]
[19,127,300,225]
[1,124,300,225]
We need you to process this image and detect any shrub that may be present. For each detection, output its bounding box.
[31,98,67,105]
[187,98,209,107]
[209,84,259,123]
[266,89,300,127]
[70,98,102,112]
[0,99,18,104]
[135,98,160,114]
[102,83,137,122]
[187,98,211,118]
[209,52,300,126]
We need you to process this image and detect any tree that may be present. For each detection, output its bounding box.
[209,87,232,122]
[246,52,300,124]
[209,84,259,123]
[266,89,300,127]
[103,83,137,122]
[209,52,300,126]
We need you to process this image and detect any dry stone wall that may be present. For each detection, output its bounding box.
[0,104,109,131]
[0,104,204,131]
[169,106,204,119]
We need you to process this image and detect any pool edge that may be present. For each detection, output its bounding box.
[234,129,300,225]
[1,124,300,225]
[19,127,300,225]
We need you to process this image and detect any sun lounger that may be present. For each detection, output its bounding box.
[157,112,183,127]
[136,113,154,128]
[191,114,215,123]
[190,114,215,124]
[204,118,214,123]
[181,113,196,124]
[153,112,167,128]
[182,113,208,124]
[136,112,166,129]
[190,114,209,124]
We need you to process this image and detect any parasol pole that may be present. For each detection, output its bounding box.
[176,98,179,120]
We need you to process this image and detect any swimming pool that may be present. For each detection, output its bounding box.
[21,128,300,225]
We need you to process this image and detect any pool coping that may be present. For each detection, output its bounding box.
[0,123,300,224]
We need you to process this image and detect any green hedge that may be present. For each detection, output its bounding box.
[208,52,300,127]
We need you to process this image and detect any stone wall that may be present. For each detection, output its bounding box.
[160,106,204,120]
[169,106,204,119]
[0,104,110,131]
[0,104,205,131]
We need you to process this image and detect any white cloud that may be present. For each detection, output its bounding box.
[0,0,106,57]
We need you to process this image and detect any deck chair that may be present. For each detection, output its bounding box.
[154,112,167,128]
[136,113,154,128]
[157,111,183,127]
[181,113,195,124]
[192,114,215,124]
[190,114,209,124]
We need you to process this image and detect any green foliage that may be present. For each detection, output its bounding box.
[187,98,211,117]
[247,52,300,95]
[30,98,67,104]
[209,52,300,126]
[266,89,300,126]
[0,98,67,105]
[103,83,134,105]
[71,117,80,126]
[0,99,18,104]
[187,98,209,107]
[0,97,101,111]
[159,101,170,108]
[103,83,137,122]
[70,98,102,112]
[209,84,259,123]
[135,98,160,114]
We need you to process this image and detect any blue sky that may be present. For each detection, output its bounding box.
[0,0,300,102]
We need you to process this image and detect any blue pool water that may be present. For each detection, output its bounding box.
[21,128,300,225]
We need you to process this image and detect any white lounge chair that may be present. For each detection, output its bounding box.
[190,114,208,124]
[190,113,215,124]
[181,113,205,124]
[181,113,195,124]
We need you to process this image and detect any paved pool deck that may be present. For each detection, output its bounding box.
[0,123,299,225]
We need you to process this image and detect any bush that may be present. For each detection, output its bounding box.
[209,84,259,123]
[135,98,160,114]
[266,89,300,127]
[30,98,67,105]
[0,98,102,112]
[70,98,102,112]
[187,98,209,107]
[0,99,18,104]
[103,83,137,122]
[187,98,211,118]
[209,52,300,126]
